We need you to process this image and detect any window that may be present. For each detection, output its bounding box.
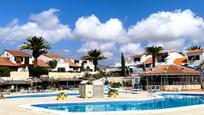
[15,57,23,63]
[157,55,165,62]
[134,58,140,62]
[188,55,200,60]
[25,57,29,64]
[57,67,65,72]
[82,61,87,64]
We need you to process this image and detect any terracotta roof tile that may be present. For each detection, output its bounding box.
[6,50,31,57]
[187,49,204,54]
[173,58,187,65]
[37,59,48,68]
[142,64,199,75]
[43,54,63,59]
[64,59,80,68]
[132,54,144,58]
[139,57,152,65]
[0,57,24,67]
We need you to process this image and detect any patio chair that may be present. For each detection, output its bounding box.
[155,86,160,92]
[132,85,143,94]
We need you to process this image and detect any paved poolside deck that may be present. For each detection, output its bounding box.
[1,90,204,115]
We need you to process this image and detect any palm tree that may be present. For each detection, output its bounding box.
[20,36,51,67]
[145,46,163,67]
[82,49,106,71]
[188,45,203,50]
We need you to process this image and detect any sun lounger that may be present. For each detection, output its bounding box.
[148,85,160,92]
[132,85,143,94]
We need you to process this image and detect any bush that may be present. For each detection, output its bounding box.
[122,81,132,87]
[110,82,122,88]
[108,88,118,97]
[0,67,15,77]
[48,60,57,69]
[29,66,48,77]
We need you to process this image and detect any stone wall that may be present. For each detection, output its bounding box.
[48,72,82,79]
[10,71,29,80]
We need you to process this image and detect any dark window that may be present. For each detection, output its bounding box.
[157,55,165,62]
[15,57,23,63]
[57,67,65,72]
[82,61,87,64]
[134,58,140,62]
[25,57,29,64]
[188,55,200,60]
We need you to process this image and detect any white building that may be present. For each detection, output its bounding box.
[1,50,32,65]
[38,54,94,72]
[186,49,204,66]
[1,50,33,71]
[38,54,69,72]
[73,59,94,71]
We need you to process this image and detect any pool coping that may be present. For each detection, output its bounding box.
[19,92,204,115]
[5,92,79,99]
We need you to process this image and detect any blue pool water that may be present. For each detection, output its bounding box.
[32,93,204,112]
[5,93,79,99]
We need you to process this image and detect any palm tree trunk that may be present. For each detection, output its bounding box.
[93,60,98,71]
[152,54,156,67]
[34,57,38,68]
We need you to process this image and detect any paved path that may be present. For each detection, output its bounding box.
[1,91,204,115]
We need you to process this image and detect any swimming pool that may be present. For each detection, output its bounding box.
[31,93,204,112]
[5,93,79,99]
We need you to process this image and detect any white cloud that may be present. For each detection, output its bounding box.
[148,39,185,51]
[77,41,116,59]
[1,8,204,64]
[120,43,143,56]
[74,15,127,43]
[0,8,73,44]
[128,9,204,47]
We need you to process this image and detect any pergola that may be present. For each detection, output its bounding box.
[140,65,200,91]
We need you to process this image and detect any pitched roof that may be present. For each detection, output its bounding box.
[64,59,80,68]
[142,64,199,76]
[0,57,24,67]
[6,50,31,57]
[173,58,187,65]
[37,59,49,68]
[132,54,144,58]
[43,54,63,59]
[139,57,152,65]
[187,49,204,54]
[143,57,152,65]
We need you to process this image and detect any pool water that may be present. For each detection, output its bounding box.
[32,93,204,112]
[5,93,79,99]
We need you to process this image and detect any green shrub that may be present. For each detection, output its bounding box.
[122,81,132,87]
[48,60,57,69]
[111,82,122,88]
[108,88,118,97]
[0,67,15,77]
[29,66,48,77]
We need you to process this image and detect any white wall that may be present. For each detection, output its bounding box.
[1,51,32,65]
[78,60,94,71]
[166,52,184,64]
[187,52,204,66]
[1,51,16,64]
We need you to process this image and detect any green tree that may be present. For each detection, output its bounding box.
[28,66,48,78]
[48,60,57,69]
[0,67,15,77]
[81,49,106,71]
[20,36,51,68]
[188,45,203,50]
[145,46,163,67]
[80,62,85,72]
[121,52,126,76]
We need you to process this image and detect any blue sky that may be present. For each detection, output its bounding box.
[0,0,203,65]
